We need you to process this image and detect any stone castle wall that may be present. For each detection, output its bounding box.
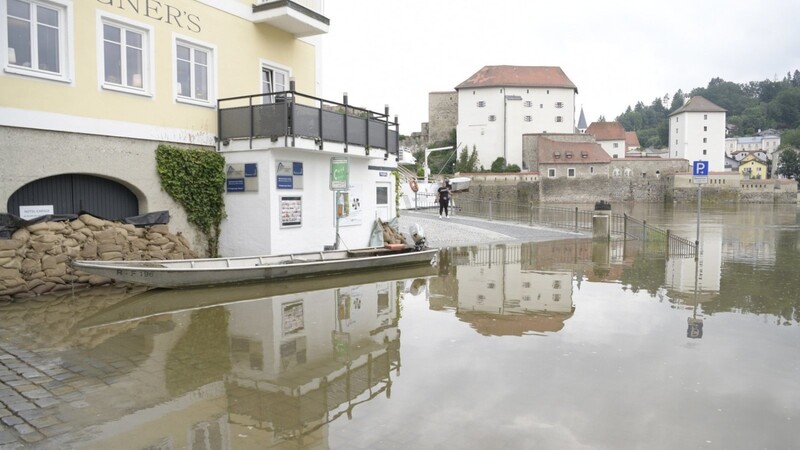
[0,215,198,302]
[428,92,458,144]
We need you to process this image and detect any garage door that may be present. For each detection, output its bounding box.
[7,174,139,220]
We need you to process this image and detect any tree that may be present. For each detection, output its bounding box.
[767,87,800,129]
[777,148,800,180]
[780,128,800,149]
[669,89,685,113]
[490,157,507,172]
[455,145,480,173]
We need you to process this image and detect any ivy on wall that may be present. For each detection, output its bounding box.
[393,170,401,217]
[155,144,226,257]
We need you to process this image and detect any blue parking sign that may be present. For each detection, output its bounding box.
[693,161,709,176]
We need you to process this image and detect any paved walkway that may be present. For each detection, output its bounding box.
[397,210,587,248]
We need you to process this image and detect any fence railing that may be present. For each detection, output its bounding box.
[407,196,696,258]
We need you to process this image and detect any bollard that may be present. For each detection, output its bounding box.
[592,200,611,241]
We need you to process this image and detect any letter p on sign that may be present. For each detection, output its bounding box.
[693,161,708,176]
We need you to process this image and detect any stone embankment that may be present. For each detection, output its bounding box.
[0,215,197,302]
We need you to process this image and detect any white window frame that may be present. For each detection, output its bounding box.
[547,168,556,178]
[1,0,73,83]
[260,59,290,104]
[96,11,153,97]
[555,116,563,122]
[173,33,216,107]
[567,168,576,177]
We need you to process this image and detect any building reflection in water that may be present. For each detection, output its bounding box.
[0,268,435,449]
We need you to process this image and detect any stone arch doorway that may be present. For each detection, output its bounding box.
[7,174,139,220]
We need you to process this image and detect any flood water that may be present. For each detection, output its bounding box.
[0,204,798,449]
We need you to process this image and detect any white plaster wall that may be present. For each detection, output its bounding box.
[599,139,625,159]
[219,147,396,256]
[670,111,725,172]
[457,86,575,169]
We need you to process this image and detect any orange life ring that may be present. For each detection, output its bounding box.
[409,179,419,193]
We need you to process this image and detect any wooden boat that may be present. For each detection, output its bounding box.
[70,246,439,289]
[76,264,438,330]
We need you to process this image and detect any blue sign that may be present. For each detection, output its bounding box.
[244,163,257,177]
[277,176,294,189]
[293,162,303,176]
[226,178,245,192]
[693,161,709,176]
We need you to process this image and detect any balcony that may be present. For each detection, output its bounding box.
[252,1,329,37]
[217,91,399,158]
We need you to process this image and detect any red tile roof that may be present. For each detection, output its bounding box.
[538,137,612,164]
[585,122,626,141]
[625,131,641,147]
[455,66,577,92]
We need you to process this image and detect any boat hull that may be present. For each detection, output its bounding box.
[71,247,439,289]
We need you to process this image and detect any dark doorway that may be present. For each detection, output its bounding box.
[7,174,139,220]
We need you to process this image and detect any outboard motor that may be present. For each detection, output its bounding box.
[409,224,427,250]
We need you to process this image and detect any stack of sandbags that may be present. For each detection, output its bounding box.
[0,214,198,301]
[379,219,405,245]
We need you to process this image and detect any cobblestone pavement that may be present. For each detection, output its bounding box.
[397,210,587,248]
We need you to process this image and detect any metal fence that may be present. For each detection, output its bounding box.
[408,197,696,258]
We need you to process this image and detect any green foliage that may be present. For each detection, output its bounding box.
[455,145,480,173]
[490,157,507,172]
[777,148,800,180]
[489,157,521,173]
[393,170,401,217]
[615,71,800,149]
[780,128,800,148]
[155,144,226,257]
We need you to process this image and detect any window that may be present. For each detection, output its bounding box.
[522,281,531,288]
[262,64,288,103]
[704,114,708,120]
[175,37,214,105]
[100,16,150,95]
[540,103,543,109]
[548,168,556,178]
[555,102,563,108]
[567,168,575,177]
[5,0,70,81]
[552,294,561,302]
[590,166,594,173]
[488,115,496,122]
[704,126,707,132]
[523,100,532,107]
[476,100,486,107]
[376,186,388,205]
[524,115,532,122]
[552,280,561,289]
[613,142,619,148]
[703,138,707,143]
[555,116,563,122]
[703,149,707,155]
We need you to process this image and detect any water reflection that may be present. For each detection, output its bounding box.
[0,267,434,449]
[1,208,799,448]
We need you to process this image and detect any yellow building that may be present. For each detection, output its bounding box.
[738,154,767,179]
[1,1,399,255]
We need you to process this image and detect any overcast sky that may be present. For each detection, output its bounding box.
[320,0,800,135]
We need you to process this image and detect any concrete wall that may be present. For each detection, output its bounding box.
[0,215,197,301]
[0,127,204,251]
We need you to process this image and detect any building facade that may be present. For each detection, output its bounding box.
[2,1,399,256]
[668,96,727,172]
[585,121,626,159]
[455,66,577,170]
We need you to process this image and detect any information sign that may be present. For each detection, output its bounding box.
[330,157,349,190]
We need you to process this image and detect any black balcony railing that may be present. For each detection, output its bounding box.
[217,91,399,158]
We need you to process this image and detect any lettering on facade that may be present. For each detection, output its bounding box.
[96,0,201,33]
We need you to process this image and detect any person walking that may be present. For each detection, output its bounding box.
[437,178,451,219]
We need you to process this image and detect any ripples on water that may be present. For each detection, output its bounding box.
[0,204,798,449]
